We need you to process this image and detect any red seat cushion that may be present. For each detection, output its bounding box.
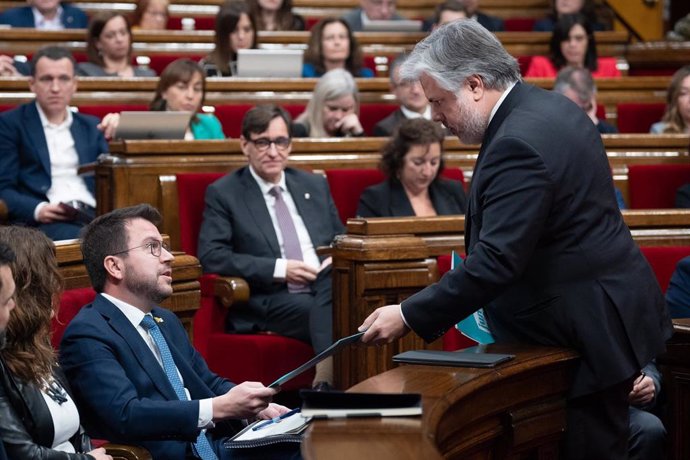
[77,104,149,121]
[52,287,97,349]
[213,104,254,138]
[437,254,476,351]
[167,16,215,30]
[325,169,386,223]
[359,103,399,136]
[177,173,225,256]
[640,246,690,292]
[504,17,536,32]
[628,164,690,209]
[616,103,666,133]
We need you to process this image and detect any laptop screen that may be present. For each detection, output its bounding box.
[236,49,304,78]
[115,111,193,140]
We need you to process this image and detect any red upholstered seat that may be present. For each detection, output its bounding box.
[144,54,205,76]
[504,17,536,31]
[76,104,149,121]
[616,103,666,133]
[628,164,690,209]
[437,254,476,351]
[177,173,315,389]
[213,104,253,138]
[325,167,466,224]
[167,16,215,30]
[52,287,97,349]
[359,103,399,135]
[517,56,533,75]
[640,246,690,293]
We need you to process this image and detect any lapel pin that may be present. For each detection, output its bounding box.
[154,316,164,324]
[304,193,310,200]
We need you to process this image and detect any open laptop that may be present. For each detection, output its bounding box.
[362,19,423,32]
[115,111,192,140]
[236,49,303,78]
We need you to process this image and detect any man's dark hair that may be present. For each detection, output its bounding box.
[241,104,293,139]
[0,242,15,292]
[30,46,77,76]
[80,204,162,292]
[432,0,468,26]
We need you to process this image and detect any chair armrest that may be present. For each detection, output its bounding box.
[315,245,332,258]
[104,443,152,460]
[213,276,250,309]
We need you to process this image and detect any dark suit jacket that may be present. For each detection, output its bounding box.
[0,102,108,224]
[372,109,406,137]
[198,166,344,291]
[0,3,88,28]
[666,256,690,318]
[340,7,404,32]
[59,295,238,460]
[476,12,504,32]
[357,178,466,217]
[401,82,672,397]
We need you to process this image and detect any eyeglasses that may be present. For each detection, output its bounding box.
[111,240,171,258]
[248,136,291,152]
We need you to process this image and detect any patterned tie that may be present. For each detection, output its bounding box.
[140,315,217,460]
[269,185,310,293]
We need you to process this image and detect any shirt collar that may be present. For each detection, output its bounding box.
[248,165,287,195]
[101,293,148,330]
[400,104,431,120]
[35,101,72,129]
[32,4,63,27]
[488,81,518,124]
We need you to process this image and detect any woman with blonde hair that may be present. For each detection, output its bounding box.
[293,68,365,137]
[651,65,690,134]
[0,226,111,459]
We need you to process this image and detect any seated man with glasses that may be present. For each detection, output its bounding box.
[198,104,344,390]
[0,45,108,240]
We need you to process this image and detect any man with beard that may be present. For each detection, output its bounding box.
[0,242,15,460]
[359,20,672,460]
[60,204,293,460]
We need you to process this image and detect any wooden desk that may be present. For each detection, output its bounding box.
[54,237,202,338]
[305,345,579,459]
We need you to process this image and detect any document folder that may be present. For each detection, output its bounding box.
[393,349,514,368]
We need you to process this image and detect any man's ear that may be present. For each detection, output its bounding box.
[466,75,485,101]
[239,135,250,157]
[103,255,125,282]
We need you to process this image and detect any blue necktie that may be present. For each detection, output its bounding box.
[140,315,217,460]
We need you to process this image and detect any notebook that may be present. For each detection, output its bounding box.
[300,390,422,419]
[362,19,423,32]
[115,111,192,140]
[393,349,514,368]
[236,49,304,78]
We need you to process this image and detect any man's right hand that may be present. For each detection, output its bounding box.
[211,381,276,420]
[37,203,72,223]
[87,447,113,460]
[285,260,318,285]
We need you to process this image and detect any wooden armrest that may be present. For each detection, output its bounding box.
[104,443,152,460]
[315,245,332,257]
[0,199,7,224]
[213,276,250,309]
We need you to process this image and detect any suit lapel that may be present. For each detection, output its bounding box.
[389,181,415,216]
[25,103,51,177]
[70,116,90,166]
[94,295,179,400]
[239,168,281,256]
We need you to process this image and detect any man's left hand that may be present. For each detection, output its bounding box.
[359,304,410,345]
[629,374,655,406]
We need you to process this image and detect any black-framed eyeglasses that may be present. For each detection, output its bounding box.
[248,136,291,152]
[111,240,171,258]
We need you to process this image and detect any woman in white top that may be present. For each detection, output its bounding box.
[0,226,111,460]
[650,65,690,134]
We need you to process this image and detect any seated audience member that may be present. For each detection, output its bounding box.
[77,12,157,77]
[293,69,364,137]
[201,0,257,77]
[373,54,434,136]
[553,66,616,134]
[0,46,108,241]
[628,361,666,460]
[666,255,690,318]
[0,226,112,460]
[359,118,466,217]
[341,0,404,32]
[131,0,170,30]
[462,0,503,31]
[533,0,604,32]
[302,18,373,78]
[247,0,304,31]
[99,59,225,140]
[525,13,620,78]
[650,65,690,134]
[198,105,344,389]
[0,0,87,29]
[60,204,292,460]
[425,0,503,32]
[0,55,30,76]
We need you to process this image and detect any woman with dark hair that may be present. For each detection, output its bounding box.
[524,13,619,78]
[357,118,466,217]
[651,65,690,134]
[201,0,258,77]
[99,58,225,139]
[131,0,169,30]
[247,0,304,31]
[302,18,374,78]
[0,226,112,460]
[77,12,156,77]
[533,0,605,32]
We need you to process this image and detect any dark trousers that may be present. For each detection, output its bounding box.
[629,406,666,460]
[563,376,635,460]
[38,221,85,241]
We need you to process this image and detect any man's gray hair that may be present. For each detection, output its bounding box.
[399,19,521,92]
[553,66,596,107]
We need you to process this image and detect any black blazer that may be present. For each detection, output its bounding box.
[372,109,407,137]
[357,178,466,217]
[401,83,673,397]
[0,359,91,459]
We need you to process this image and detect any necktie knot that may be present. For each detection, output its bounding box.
[269,185,282,198]
[140,314,156,330]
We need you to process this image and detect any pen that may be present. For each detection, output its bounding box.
[251,408,301,431]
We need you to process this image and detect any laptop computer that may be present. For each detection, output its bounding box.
[115,111,192,140]
[362,19,423,32]
[236,49,304,78]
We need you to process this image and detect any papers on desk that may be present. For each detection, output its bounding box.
[300,390,422,419]
[226,410,310,449]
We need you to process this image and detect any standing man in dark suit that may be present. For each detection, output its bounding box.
[60,204,291,460]
[0,46,108,240]
[359,20,672,460]
[198,105,344,389]
[373,55,434,137]
[0,0,87,29]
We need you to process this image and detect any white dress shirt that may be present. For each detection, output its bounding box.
[400,105,432,121]
[32,5,64,30]
[40,379,80,452]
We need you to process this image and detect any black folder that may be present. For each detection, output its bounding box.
[392,349,514,368]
